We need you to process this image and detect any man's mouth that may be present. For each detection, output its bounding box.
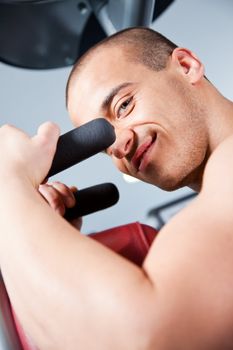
[131,135,157,172]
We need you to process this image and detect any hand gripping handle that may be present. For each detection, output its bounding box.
[46,118,119,217]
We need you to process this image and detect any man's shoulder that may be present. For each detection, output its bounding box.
[143,135,233,347]
[210,133,233,161]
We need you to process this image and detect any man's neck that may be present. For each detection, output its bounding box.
[188,87,233,192]
[206,87,233,153]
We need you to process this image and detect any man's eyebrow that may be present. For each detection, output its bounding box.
[101,82,134,112]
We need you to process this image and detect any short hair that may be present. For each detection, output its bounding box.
[66,27,177,107]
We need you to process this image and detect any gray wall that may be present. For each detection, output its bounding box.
[0,0,232,233]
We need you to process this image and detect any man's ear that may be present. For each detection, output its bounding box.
[171,48,205,84]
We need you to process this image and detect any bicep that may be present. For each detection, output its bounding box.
[143,196,233,348]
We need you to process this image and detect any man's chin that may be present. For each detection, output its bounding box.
[125,170,196,191]
[157,182,185,192]
[153,175,200,192]
[146,176,187,192]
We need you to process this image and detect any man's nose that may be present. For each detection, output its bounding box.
[108,129,135,159]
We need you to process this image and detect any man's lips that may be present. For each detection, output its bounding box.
[131,135,156,172]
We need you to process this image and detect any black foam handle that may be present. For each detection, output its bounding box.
[47,118,115,178]
[64,183,119,220]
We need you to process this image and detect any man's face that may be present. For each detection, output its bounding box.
[68,47,208,191]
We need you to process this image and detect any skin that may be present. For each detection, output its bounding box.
[41,45,233,209]
[68,46,233,191]
[39,182,82,229]
[0,43,233,349]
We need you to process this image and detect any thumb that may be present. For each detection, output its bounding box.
[33,122,60,156]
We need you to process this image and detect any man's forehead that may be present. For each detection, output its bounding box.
[68,46,159,126]
[71,49,149,99]
[69,59,141,124]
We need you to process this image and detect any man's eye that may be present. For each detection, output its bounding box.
[117,97,132,118]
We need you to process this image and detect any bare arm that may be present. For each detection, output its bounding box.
[0,124,233,349]
[0,178,155,350]
[0,123,155,350]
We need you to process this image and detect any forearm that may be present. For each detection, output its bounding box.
[0,179,156,350]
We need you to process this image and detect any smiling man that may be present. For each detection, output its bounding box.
[66,28,222,192]
[0,27,233,350]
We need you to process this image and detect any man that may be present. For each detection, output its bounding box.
[0,27,233,349]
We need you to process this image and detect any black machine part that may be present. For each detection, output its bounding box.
[47,118,119,218]
[47,118,115,177]
[0,0,175,69]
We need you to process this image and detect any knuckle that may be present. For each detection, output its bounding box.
[40,185,62,209]
[44,182,76,209]
[52,182,75,205]
[57,182,68,193]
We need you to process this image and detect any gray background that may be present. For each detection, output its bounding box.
[0,0,232,233]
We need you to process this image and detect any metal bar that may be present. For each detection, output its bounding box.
[91,0,156,36]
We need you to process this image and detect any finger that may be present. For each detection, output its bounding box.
[0,124,30,144]
[49,182,76,208]
[39,184,66,216]
[37,121,60,140]
[33,122,60,156]
[1,123,25,134]
[70,186,78,193]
